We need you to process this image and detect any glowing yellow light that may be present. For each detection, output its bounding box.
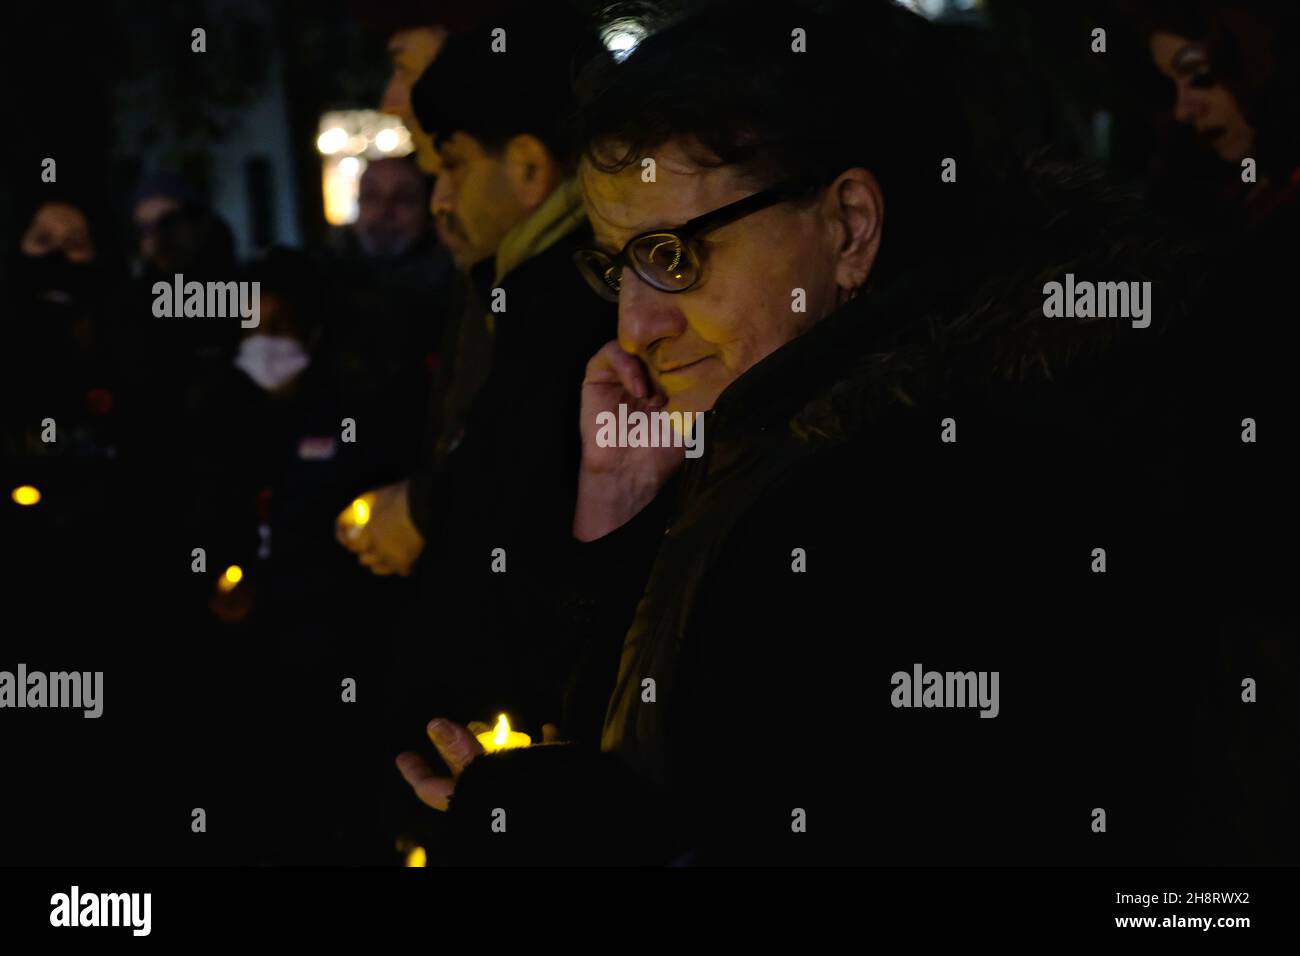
[218,565,243,592]
[375,128,399,152]
[317,127,348,155]
[322,162,356,226]
[11,485,41,506]
[405,845,427,867]
[351,498,370,526]
[475,713,531,753]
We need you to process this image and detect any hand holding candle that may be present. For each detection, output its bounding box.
[340,494,371,543]
[395,718,486,811]
[334,482,424,575]
[396,715,557,812]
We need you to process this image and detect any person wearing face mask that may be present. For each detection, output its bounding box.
[189,249,414,613]
[5,196,121,465]
[185,249,415,861]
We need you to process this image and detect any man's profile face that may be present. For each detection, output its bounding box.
[355,159,428,258]
[580,140,842,414]
[1150,31,1256,164]
[381,26,448,175]
[429,132,527,268]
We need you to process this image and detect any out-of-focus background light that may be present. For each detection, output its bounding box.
[317,110,413,225]
[894,0,983,20]
[11,485,41,506]
[316,126,348,155]
[601,18,647,62]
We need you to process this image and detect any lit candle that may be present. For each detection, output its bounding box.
[344,496,370,541]
[404,846,427,867]
[11,485,41,506]
[217,565,243,593]
[474,714,531,753]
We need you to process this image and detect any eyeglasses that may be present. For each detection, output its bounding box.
[573,174,827,302]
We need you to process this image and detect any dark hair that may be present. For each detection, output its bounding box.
[573,0,987,284]
[240,247,326,342]
[409,0,599,163]
[360,155,430,201]
[350,0,506,38]
[1122,0,1300,175]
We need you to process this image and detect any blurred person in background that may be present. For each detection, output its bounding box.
[5,194,121,466]
[187,248,408,863]
[336,1,618,847]
[320,156,455,473]
[1125,0,1300,226]
[1124,5,1300,863]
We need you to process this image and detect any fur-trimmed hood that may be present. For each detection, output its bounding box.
[705,156,1207,449]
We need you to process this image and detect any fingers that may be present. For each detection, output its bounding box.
[466,721,490,736]
[339,520,371,556]
[426,718,484,777]
[588,340,653,401]
[541,723,562,744]
[395,752,455,811]
[336,514,364,552]
[359,549,397,576]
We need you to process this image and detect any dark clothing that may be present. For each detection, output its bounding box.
[405,271,492,535]
[439,161,1299,865]
[387,223,617,748]
[319,229,457,477]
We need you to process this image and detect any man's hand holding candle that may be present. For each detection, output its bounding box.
[396,718,561,811]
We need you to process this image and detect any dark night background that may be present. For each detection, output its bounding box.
[0,0,1296,869]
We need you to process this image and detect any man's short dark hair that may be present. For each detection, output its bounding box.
[409,0,598,163]
[351,0,505,38]
[574,0,986,282]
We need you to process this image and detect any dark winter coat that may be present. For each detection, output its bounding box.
[437,160,1299,865]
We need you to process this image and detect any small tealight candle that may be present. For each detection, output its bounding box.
[217,564,243,593]
[344,496,370,541]
[475,714,531,753]
[11,485,41,506]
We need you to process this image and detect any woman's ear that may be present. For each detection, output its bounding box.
[822,167,883,294]
[503,134,561,211]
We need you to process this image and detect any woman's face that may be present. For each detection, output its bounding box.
[1150,31,1256,164]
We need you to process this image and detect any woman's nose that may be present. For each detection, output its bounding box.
[1173,83,1204,125]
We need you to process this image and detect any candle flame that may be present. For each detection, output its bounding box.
[493,713,511,746]
[11,485,41,506]
[218,565,243,592]
[351,498,370,526]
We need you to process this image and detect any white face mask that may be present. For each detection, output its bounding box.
[234,334,310,391]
